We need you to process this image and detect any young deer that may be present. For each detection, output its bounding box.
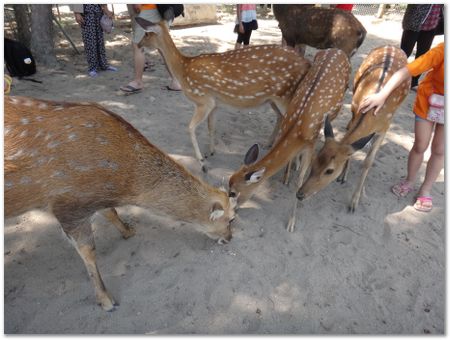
[4,96,236,311]
[134,18,311,169]
[228,48,351,232]
[297,45,410,212]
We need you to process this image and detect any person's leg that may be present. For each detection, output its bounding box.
[96,11,109,70]
[405,117,435,185]
[235,33,244,49]
[400,29,419,58]
[243,30,252,47]
[417,122,444,197]
[81,12,99,75]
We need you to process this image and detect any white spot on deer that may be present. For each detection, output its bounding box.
[99,160,119,171]
[38,103,48,109]
[20,176,32,185]
[96,136,109,145]
[47,140,60,149]
[68,133,78,141]
[21,118,30,125]
[7,149,24,160]
[5,180,13,189]
[53,106,64,111]
[52,170,66,178]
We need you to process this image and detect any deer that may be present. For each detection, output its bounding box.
[296,45,411,212]
[134,17,311,170]
[228,48,351,232]
[4,95,237,311]
[273,4,366,58]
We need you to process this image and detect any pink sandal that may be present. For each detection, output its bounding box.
[413,196,433,212]
[391,180,414,198]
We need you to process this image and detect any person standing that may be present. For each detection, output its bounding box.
[234,4,258,49]
[72,4,117,77]
[359,43,444,212]
[400,4,443,89]
[120,4,181,94]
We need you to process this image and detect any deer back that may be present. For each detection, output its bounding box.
[4,96,235,241]
[228,48,351,203]
[347,45,410,143]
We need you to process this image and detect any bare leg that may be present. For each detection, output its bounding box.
[62,218,117,311]
[404,119,434,186]
[417,123,444,196]
[100,208,135,239]
[349,133,384,212]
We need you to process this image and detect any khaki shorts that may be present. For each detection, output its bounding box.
[130,8,162,44]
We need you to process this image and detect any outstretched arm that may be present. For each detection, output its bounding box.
[359,66,411,115]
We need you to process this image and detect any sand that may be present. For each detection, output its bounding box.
[4,6,445,334]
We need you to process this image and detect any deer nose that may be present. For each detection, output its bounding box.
[296,190,305,201]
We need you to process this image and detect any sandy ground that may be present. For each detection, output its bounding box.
[4,6,445,334]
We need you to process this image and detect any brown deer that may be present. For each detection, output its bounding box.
[273,4,366,58]
[296,45,410,212]
[134,18,311,170]
[4,96,236,311]
[228,48,351,232]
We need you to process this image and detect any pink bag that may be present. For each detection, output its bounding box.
[427,93,444,124]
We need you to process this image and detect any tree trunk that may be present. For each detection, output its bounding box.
[30,4,58,67]
[13,4,31,48]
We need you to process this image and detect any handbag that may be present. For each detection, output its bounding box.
[427,93,444,124]
[100,15,114,33]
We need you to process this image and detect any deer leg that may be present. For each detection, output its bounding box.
[286,147,313,232]
[61,217,117,311]
[268,102,284,147]
[337,159,351,184]
[189,100,216,165]
[207,110,216,156]
[100,208,135,239]
[349,133,384,213]
[283,159,293,185]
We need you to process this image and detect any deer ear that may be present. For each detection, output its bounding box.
[324,115,334,139]
[244,144,260,165]
[135,17,161,34]
[210,202,225,221]
[350,133,375,152]
[244,167,266,184]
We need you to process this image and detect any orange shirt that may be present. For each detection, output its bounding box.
[406,42,444,119]
[141,4,157,10]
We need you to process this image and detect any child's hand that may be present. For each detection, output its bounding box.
[359,93,387,115]
[75,13,84,25]
[238,22,244,34]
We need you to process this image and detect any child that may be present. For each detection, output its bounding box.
[234,4,258,49]
[359,43,444,212]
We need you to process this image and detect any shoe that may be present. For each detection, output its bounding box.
[391,180,413,198]
[105,66,118,72]
[120,84,142,94]
[413,196,432,212]
[89,70,98,77]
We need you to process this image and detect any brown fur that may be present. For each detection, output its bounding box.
[5,96,236,310]
[228,49,351,231]
[297,46,410,211]
[136,19,311,164]
[273,5,366,57]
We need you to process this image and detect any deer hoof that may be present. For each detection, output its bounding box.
[286,218,296,233]
[98,294,118,312]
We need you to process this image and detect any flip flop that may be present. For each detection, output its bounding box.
[120,85,142,94]
[391,180,414,198]
[413,196,433,212]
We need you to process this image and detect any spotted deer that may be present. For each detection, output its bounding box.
[297,45,410,212]
[273,4,366,58]
[4,96,236,311]
[134,18,311,169]
[228,48,351,232]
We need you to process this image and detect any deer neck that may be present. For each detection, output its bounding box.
[155,30,187,85]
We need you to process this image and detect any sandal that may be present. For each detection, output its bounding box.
[120,84,142,94]
[391,180,414,198]
[413,196,433,212]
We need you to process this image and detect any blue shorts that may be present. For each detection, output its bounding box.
[415,113,427,122]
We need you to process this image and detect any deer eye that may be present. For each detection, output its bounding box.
[325,169,334,175]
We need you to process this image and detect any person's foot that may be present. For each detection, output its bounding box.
[120,81,143,94]
[391,180,414,198]
[89,70,98,77]
[413,196,433,212]
[105,65,118,72]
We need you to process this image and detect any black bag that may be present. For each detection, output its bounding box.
[4,38,36,78]
[434,6,444,35]
[156,4,184,22]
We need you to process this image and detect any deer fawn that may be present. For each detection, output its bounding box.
[134,18,311,169]
[4,96,236,311]
[273,4,366,58]
[297,45,410,212]
[228,48,351,232]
